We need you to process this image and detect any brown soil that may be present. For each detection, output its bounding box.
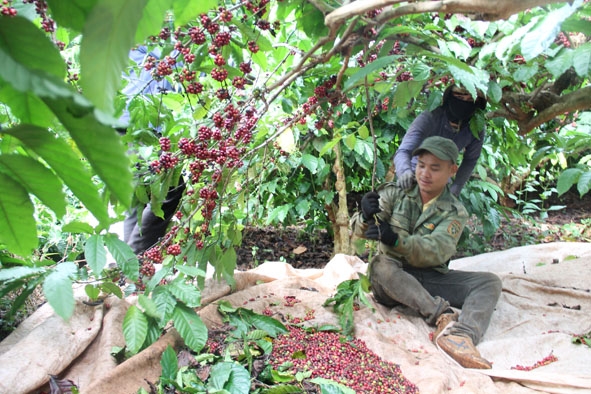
[236,190,591,270]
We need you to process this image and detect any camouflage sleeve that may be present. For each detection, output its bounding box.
[396,202,468,268]
[350,183,401,238]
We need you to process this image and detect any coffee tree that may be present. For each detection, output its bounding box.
[1,0,590,356]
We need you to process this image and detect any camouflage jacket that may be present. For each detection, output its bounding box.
[351,182,468,273]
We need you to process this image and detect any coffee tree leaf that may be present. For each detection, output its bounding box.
[135,0,173,44]
[160,345,178,382]
[62,221,95,235]
[3,124,110,227]
[173,0,217,28]
[573,43,591,77]
[0,16,66,79]
[0,155,66,218]
[0,173,37,256]
[577,170,591,197]
[152,287,177,324]
[557,168,582,196]
[0,266,45,282]
[43,262,77,320]
[310,377,356,394]
[45,0,97,32]
[172,303,207,353]
[104,233,139,282]
[123,305,148,354]
[101,281,123,298]
[84,234,107,277]
[80,0,147,113]
[208,362,250,394]
[521,1,582,61]
[168,277,202,308]
[0,85,54,127]
[58,99,134,208]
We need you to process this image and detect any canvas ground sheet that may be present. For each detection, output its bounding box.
[1,242,590,394]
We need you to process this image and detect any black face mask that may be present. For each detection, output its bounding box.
[446,95,477,123]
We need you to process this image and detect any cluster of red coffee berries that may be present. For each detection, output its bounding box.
[1,0,17,16]
[269,326,419,393]
[511,353,558,371]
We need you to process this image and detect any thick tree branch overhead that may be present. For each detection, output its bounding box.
[325,0,572,30]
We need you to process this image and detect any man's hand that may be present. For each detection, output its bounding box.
[365,220,399,246]
[397,171,415,190]
[361,191,381,221]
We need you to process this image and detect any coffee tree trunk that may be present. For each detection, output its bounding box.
[326,142,352,255]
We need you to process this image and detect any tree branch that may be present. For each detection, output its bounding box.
[325,0,570,30]
[519,86,591,134]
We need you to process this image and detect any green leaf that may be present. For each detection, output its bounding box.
[0,85,55,127]
[266,204,291,225]
[357,124,369,139]
[208,362,251,394]
[160,345,178,382]
[545,48,574,77]
[310,377,355,394]
[43,96,133,210]
[153,287,177,323]
[85,234,107,277]
[45,0,97,32]
[344,56,397,92]
[135,0,174,43]
[104,233,139,282]
[557,168,582,196]
[521,1,582,61]
[138,293,163,320]
[0,155,66,217]
[513,63,539,82]
[174,265,207,279]
[168,278,202,308]
[0,266,45,282]
[393,80,423,108]
[100,281,123,298]
[85,284,101,301]
[172,303,207,353]
[43,262,77,320]
[247,312,288,337]
[301,154,319,174]
[487,80,503,104]
[448,65,489,98]
[572,43,591,77]
[577,170,591,197]
[3,125,110,227]
[0,172,37,256]
[0,16,66,79]
[123,305,149,354]
[172,0,217,28]
[80,0,148,112]
[62,221,95,235]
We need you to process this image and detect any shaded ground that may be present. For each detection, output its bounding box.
[236,190,591,270]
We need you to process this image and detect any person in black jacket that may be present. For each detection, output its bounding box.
[393,85,487,196]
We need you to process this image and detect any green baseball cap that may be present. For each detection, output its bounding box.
[412,136,459,164]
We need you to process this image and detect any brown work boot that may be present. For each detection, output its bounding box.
[436,334,492,369]
[432,309,459,342]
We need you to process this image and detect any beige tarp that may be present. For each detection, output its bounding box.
[1,242,590,394]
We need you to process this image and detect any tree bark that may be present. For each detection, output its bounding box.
[325,0,571,30]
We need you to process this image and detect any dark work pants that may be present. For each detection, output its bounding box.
[369,254,502,344]
[124,180,186,255]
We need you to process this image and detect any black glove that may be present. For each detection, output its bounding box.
[365,220,399,246]
[396,171,415,190]
[361,191,381,221]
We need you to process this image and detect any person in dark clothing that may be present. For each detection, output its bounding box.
[393,85,487,196]
[352,136,502,369]
[120,46,184,255]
